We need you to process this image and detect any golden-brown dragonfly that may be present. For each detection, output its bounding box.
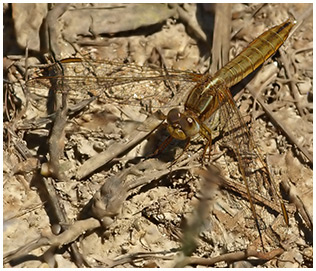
[27,19,295,244]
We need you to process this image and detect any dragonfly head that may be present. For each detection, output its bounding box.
[166,108,200,140]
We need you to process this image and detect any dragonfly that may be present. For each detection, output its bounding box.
[27,18,295,245]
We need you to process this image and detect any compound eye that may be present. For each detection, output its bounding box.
[180,117,194,129]
[179,117,200,137]
[167,108,181,124]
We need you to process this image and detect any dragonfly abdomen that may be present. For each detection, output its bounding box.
[214,19,295,88]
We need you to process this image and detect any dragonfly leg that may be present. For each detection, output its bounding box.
[152,135,173,157]
[170,138,191,166]
[200,123,213,163]
[201,140,212,163]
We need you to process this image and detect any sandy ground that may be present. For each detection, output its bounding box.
[3,3,313,268]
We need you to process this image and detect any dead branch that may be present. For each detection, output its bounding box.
[186,247,284,266]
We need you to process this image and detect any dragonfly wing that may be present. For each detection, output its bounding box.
[27,60,205,111]
[212,88,285,230]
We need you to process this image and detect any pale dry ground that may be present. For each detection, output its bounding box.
[3,3,312,268]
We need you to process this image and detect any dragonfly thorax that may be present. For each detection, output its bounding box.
[166,108,200,140]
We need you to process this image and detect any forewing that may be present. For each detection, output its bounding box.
[26,59,204,111]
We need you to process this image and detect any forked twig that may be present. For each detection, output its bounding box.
[186,247,284,266]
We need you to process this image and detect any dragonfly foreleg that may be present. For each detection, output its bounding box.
[150,134,192,166]
[152,135,173,157]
